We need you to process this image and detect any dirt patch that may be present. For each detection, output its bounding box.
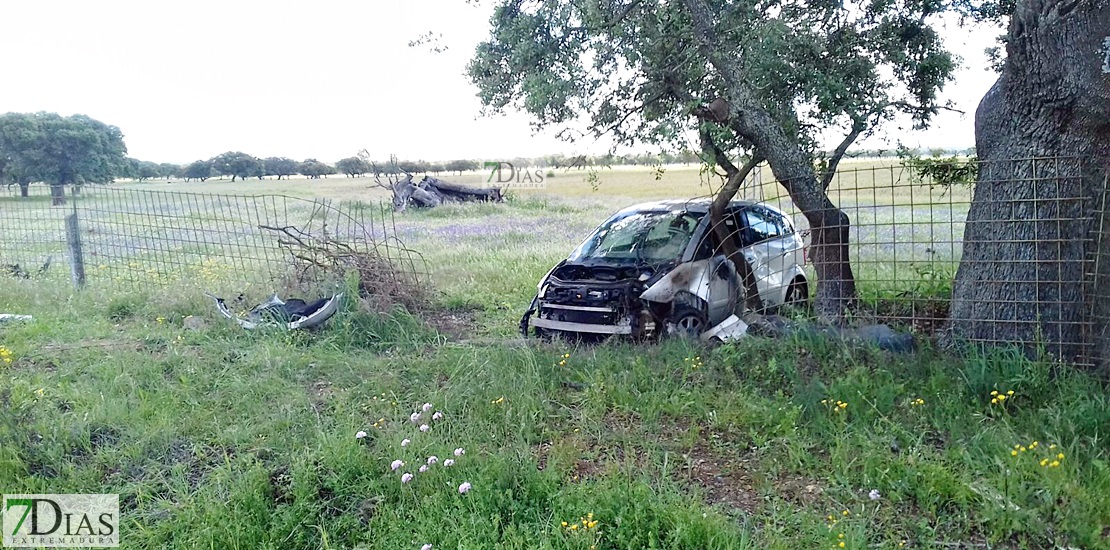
[657,416,763,514]
[679,441,761,513]
[269,465,293,504]
[308,380,336,416]
[424,306,480,340]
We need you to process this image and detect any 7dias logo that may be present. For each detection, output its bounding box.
[484,162,546,188]
[3,494,118,548]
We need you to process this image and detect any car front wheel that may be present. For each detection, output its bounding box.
[666,305,708,338]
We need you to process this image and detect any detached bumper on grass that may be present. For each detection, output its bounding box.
[209,293,343,330]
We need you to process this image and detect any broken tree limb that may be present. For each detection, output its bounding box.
[419,176,503,203]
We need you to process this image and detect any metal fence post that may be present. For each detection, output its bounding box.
[65,199,86,289]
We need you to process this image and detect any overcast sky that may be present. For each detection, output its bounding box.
[0,1,1003,164]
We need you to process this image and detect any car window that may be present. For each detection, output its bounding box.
[568,210,703,264]
[743,208,782,245]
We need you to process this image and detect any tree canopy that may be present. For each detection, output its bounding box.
[469,0,958,317]
[182,160,213,182]
[263,157,298,180]
[335,156,370,178]
[210,151,264,182]
[298,159,335,179]
[0,112,128,204]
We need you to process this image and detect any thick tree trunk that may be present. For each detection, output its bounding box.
[50,184,66,206]
[947,0,1110,365]
[19,182,29,198]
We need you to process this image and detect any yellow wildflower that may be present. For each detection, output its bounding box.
[1050,460,1060,467]
[839,542,846,548]
[1057,453,1065,460]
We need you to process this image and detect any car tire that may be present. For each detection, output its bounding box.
[666,305,708,338]
[783,277,809,308]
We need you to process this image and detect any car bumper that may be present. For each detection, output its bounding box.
[530,316,634,335]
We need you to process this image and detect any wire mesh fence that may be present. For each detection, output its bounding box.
[0,184,424,301]
[2,156,1108,369]
[716,154,1103,367]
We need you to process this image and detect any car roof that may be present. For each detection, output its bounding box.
[615,198,769,215]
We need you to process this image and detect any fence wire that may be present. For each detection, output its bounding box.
[0,184,424,300]
[699,155,1101,367]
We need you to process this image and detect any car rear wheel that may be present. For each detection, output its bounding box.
[783,277,809,308]
[666,305,708,338]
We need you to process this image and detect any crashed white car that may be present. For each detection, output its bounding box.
[521,199,809,340]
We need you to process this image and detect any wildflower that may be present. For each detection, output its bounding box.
[1040,459,1049,467]
[1011,450,1018,457]
[842,510,849,517]
[390,459,405,471]
[561,521,568,527]
[559,360,567,366]
[443,459,455,467]
[1007,390,1014,396]
[156,317,166,324]
[1057,452,1065,460]
[427,456,438,464]
[410,412,422,423]
[1049,444,1057,450]
[401,473,413,483]
[458,482,472,494]
[419,424,430,432]
[838,543,845,548]
[570,524,579,531]
[1050,460,1060,467]
[563,353,570,358]
[454,448,465,456]
[868,489,881,500]
[1019,446,1027,452]
[432,411,444,421]
[588,520,597,528]
[422,403,433,412]
[991,398,999,404]
[402,438,411,447]
[355,431,368,439]
[838,533,845,539]
[419,465,428,473]
[421,545,433,550]
[492,396,505,405]
[990,390,999,396]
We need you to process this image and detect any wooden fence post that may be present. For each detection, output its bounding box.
[65,201,86,289]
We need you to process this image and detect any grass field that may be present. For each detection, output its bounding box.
[2,163,1106,549]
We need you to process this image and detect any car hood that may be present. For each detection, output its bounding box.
[546,260,677,285]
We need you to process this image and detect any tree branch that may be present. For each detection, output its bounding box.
[820,120,866,190]
[699,126,765,312]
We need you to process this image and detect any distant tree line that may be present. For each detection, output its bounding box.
[2,111,976,204]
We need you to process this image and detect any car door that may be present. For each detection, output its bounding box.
[738,207,789,304]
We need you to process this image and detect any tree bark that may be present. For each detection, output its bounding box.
[50,184,66,206]
[18,182,29,198]
[681,0,858,320]
[947,0,1110,365]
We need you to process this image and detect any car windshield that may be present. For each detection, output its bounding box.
[568,209,703,264]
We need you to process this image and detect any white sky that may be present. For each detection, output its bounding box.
[0,1,1002,164]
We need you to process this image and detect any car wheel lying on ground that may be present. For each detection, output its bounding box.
[520,198,809,342]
